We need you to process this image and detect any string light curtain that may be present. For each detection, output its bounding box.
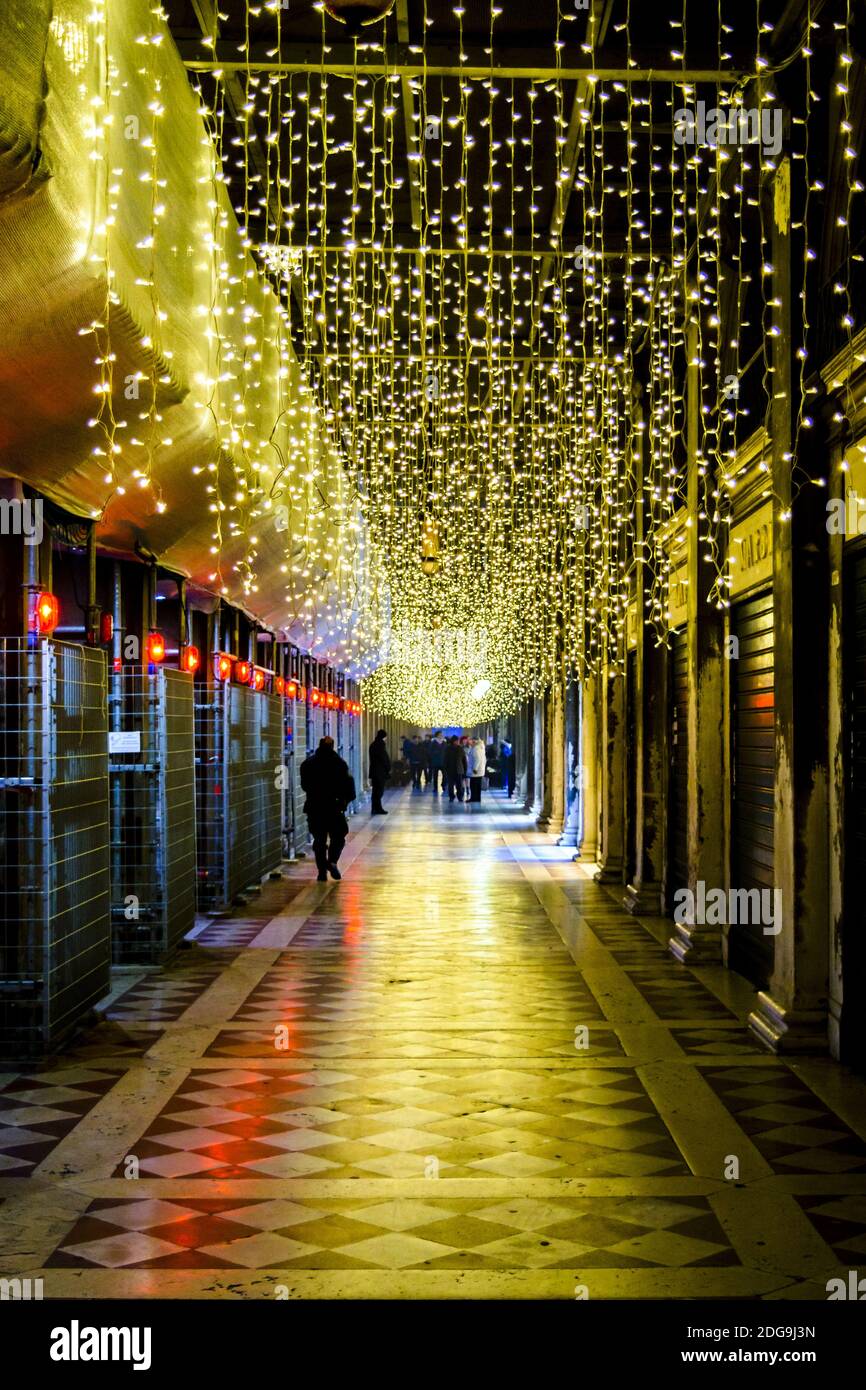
[5,0,858,719]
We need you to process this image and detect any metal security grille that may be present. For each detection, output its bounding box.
[669,629,689,905]
[287,697,306,859]
[227,684,282,901]
[729,588,775,989]
[195,682,228,912]
[0,639,110,1060]
[109,669,196,964]
[195,682,283,912]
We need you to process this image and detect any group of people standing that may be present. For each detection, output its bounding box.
[300,727,517,883]
[402,732,488,803]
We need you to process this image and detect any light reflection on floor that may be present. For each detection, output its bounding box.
[2,788,866,1298]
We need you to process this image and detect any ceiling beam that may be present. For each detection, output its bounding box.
[305,352,611,362]
[178,44,752,85]
[269,244,663,259]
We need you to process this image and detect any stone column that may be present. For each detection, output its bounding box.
[560,680,582,848]
[537,679,566,834]
[522,698,535,810]
[530,695,544,818]
[749,154,830,1053]
[575,671,599,864]
[594,657,625,883]
[624,634,667,915]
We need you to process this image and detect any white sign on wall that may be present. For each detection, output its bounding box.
[109,731,141,754]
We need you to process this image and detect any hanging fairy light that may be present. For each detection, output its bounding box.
[63,0,853,722]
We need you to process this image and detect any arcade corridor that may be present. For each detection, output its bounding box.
[3,790,866,1300]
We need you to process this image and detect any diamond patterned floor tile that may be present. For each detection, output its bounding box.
[5,793,861,1296]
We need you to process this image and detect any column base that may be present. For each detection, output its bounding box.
[573,841,598,865]
[668,919,723,965]
[592,857,623,885]
[558,830,580,848]
[748,991,829,1055]
[623,882,663,916]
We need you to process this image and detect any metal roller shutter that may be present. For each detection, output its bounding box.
[669,629,689,904]
[729,588,775,988]
[843,548,866,1069]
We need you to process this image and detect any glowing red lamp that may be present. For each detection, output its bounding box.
[275,676,285,696]
[215,653,232,682]
[286,680,297,699]
[181,645,200,675]
[252,668,265,692]
[235,659,251,685]
[146,631,165,664]
[311,688,321,706]
[31,590,60,636]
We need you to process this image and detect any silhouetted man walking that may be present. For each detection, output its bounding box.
[443,734,467,802]
[300,736,356,881]
[369,728,391,815]
[429,730,447,793]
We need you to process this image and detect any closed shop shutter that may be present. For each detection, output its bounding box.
[729,588,775,988]
[843,547,866,1069]
[669,629,689,905]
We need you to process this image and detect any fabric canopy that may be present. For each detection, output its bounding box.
[0,0,381,671]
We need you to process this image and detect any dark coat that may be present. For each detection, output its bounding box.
[429,738,447,768]
[443,742,467,777]
[369,736,391,780]
[300,748,355,818]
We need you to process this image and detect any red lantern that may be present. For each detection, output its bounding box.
[31,591,59,636]
[286,680,297,699]
[215,652,232,682]
[275,676,285,696]
[311,688,320,706]
[181,645,200,675]
[235,659,251,685]
[100,612,114,644]
[252,668,265,692]
[146,631,165,664]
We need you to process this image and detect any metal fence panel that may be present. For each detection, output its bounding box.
[195,682,283,912]
[195,682,228,912]
[162,670,197,953]
[0,639,110,1060]
[109,668,195,963]
[294,700,307,852]
[286,695,305,859]
[227,685,282,900]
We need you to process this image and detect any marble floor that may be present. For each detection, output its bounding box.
[2,789,866,1299]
